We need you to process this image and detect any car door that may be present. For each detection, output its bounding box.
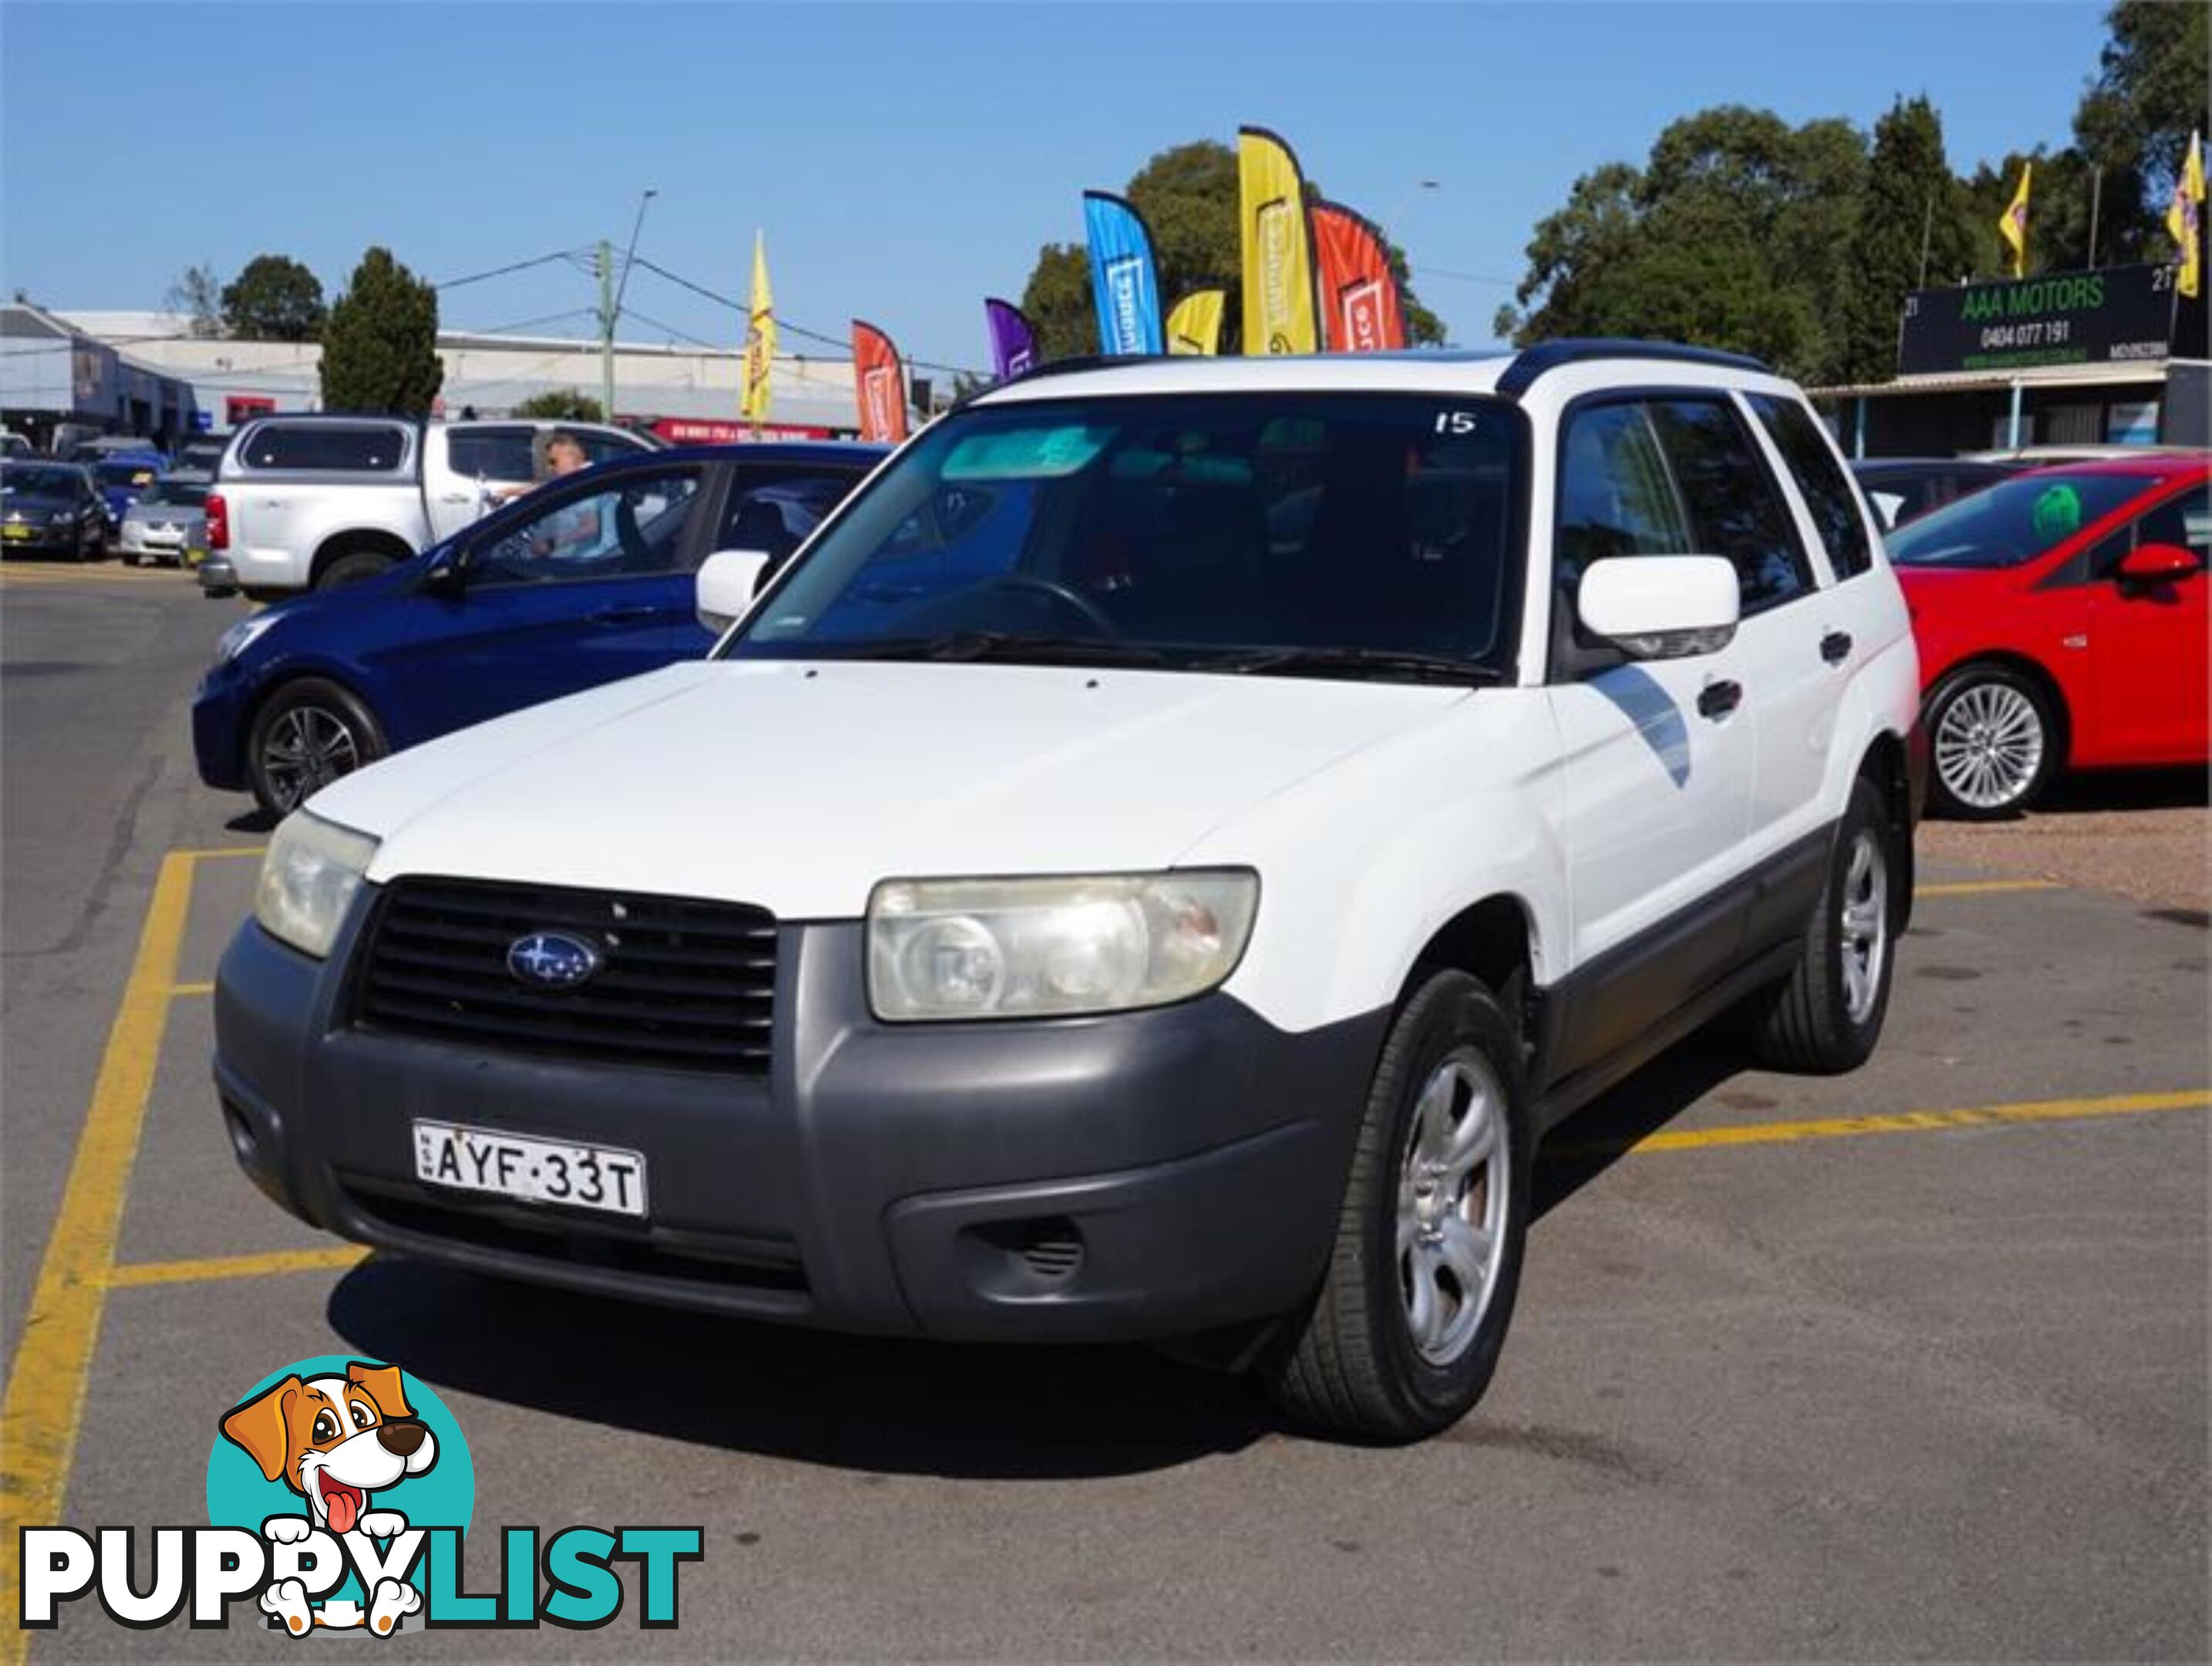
[1544,396,1756,1076]
[385,464,710,742]
[2082,481,2210,764]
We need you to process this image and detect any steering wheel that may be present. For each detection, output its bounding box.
[980,572,1120,637]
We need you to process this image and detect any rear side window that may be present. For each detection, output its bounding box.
[1646,398,1812,612]
[241,424,406,472]
[1748,394,1873,578]
[717,467,861,570]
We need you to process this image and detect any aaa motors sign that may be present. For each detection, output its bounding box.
[650,418,838,444]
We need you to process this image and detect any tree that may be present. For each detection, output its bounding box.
[164,264,225,339]
[221,255,326,342]
[511,389,604,421]
[1018,137,1445,359]
[319,248,442,416]
[1497,106,1870,384]
[2072,0,2212,261]
[1842,98,1976,380]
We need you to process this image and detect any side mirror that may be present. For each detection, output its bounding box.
[2116,541,2197,586]
[1576,555,1741,661]
[696,548,772,634]
[418,555,465,599]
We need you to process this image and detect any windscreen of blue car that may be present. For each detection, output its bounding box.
[725,393,1520,673]
[1886,470,2153,569]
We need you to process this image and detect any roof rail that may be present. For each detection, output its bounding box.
[1495,338,1772,399]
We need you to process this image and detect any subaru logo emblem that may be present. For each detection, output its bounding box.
[507,931,602,989]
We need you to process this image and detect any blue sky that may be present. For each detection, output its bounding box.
[2,2,2110,377]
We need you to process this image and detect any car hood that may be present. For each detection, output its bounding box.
[3,494,78,515]
[313,658,1471,919]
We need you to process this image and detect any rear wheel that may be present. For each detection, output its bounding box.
[1752,776,1897,1073]
[1261,970,1530,1442]
[1926,664,2057,819]
[247,679,388,817]
[316,549,396,590]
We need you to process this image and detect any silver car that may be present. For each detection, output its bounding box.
[117,479,210,567]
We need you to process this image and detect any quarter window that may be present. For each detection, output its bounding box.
[1645,398,1812,612]
[1748,393,1873,579]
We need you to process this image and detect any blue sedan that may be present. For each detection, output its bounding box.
[194,441,883,815]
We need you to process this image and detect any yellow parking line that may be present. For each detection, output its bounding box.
[180,845,265,862]
[0,853,195,1661]
[1551,1088,2209,1160]
[1917,879,2063,897]
[103,1246,369,1290]
[170,981,215,997]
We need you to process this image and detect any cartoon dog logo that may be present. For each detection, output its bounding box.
[219,1361,437,1636]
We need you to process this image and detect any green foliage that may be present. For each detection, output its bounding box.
[221,255,326,342]
[1843,98,1976,380]
[319,248,442,417]
[1498,106,1870,383]
[511,389,605,422]
[1017,137,1445,359]
[2068,0,2211,262]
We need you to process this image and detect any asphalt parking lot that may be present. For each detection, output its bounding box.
[2,557,2206,1661]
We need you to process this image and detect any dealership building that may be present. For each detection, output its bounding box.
[2,305,863,448]
[1811,261,2210,456]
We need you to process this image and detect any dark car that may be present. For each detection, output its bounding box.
[92,453,168,541]
[2,461,108,561]
[194,441,884,814]
[1850,457,2023,531]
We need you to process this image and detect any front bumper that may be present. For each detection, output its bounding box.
[1,524,78,552]
[191,663,252,791]
[214,904,1385,1344]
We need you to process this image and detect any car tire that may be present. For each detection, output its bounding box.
[1924,663,2059,820]
[118,545,137,567]
[1752,776,1897,1074]
[316,550,396,591]
[1261,970,1531,1442]
[247,678,389,818]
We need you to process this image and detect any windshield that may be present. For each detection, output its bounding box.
[3,466,80,497]
[137,482,207,509]
[1887,470,2153,568]
[724,393,1520,678]
[96,460,160,487]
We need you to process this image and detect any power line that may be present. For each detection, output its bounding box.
[629,256,985,379]
[1415,265,1519,288]
[432,250,589,291]
[450,309,599,338]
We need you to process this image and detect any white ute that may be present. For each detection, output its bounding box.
[215,341,1923,1441]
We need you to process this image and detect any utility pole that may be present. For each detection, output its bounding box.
[2088,168,2103,268]
[597,240,615,424]
[1917,191,1935,288]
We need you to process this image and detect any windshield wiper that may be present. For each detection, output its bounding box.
[1197,646,1502,685]
[852,631,1173,669]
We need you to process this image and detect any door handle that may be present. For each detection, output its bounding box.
[1820,629,1853,666]
[1698,679,1742,720]
[587,605,655,626]
[437,492,473,505]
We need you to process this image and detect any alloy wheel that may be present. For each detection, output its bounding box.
[1396,1047,1510,1367]
[261,707,360,811]
[1934,681,2044,811]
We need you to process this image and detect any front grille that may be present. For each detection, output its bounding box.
[352,876,777,1074]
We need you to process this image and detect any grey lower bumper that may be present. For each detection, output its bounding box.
[214,908,1387,1344]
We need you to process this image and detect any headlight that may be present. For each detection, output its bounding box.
[868,871,1257,1021]
[255,811,379,959]
[215,614,277,663]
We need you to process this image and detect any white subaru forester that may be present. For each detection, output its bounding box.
[220,341,1922,1442]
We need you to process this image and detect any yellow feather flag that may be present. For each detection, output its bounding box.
[1238,126,1320,355]
[2166,130,2204,299]
[1997,162,2032,279]
[1165,288,1226,356]
[740,231,775,424]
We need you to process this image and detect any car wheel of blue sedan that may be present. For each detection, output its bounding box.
[248,678,388,818]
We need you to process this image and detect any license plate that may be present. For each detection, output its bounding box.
[412,1120,647,1217]
[2,524,31,541]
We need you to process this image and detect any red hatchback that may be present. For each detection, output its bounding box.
[1889,456,2208,818]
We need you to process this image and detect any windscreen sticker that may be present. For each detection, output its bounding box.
[2030,483,2085,542]
[942,426,1110,481]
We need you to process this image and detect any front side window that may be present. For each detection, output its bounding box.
[1555,402,1691,588]
[467,468,701,587]
[727,393,1522,679]
[1748,393,1873,579]
[1646,398,1812,612]
[2133,484,2210,568]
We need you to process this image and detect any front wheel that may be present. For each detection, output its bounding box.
[1261,970,1531,1442]
[1752,776,1898,1074]
[247,679,388,817]
[1926,665,2057,819]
